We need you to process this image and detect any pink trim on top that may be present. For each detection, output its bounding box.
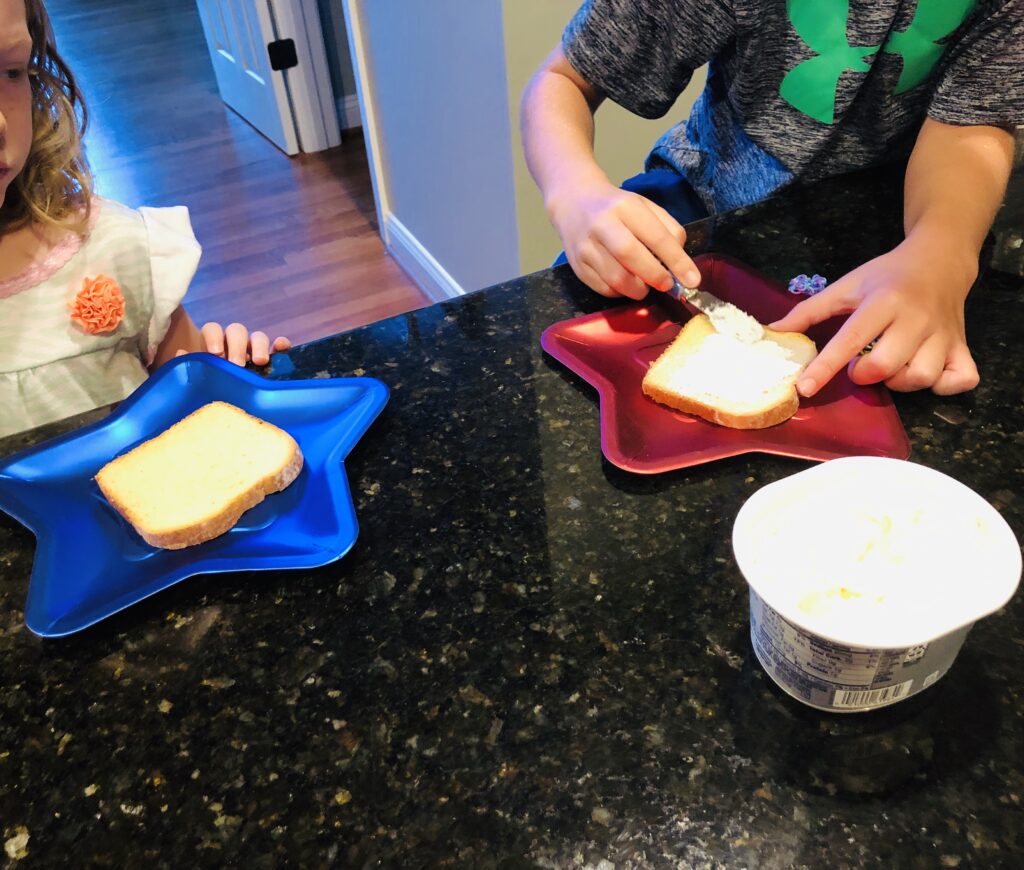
[0,201,102,300]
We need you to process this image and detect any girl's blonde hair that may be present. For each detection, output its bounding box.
[2,0,92,233]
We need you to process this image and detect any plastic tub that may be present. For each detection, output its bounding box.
[732,457,1022,712]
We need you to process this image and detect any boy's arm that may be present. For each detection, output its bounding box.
[520,46,607,204]
[521,46,702,299]
[773,119,1015,396]
[903,120,1015,261]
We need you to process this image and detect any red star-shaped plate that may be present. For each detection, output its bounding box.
[541,254,910,473]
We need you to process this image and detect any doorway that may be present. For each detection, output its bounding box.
[44,0,432,345]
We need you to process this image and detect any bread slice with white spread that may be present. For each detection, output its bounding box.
[642,310,817,429]
[96,401,303,549]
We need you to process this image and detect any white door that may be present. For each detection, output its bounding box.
[195,0,341,155]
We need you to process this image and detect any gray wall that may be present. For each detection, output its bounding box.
[357,0,520,293]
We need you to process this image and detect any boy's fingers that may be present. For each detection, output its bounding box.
[596,219,672,292]
[224,322,249,366]
[882,335,946,393]
[585,243,648,299]
[272,337,291,352]
[769,283,856,333]
[627,204,700,288]
[847,320,922,385]
[249,331,271,366]
[200,322,226,356]
[575,260,615,297]
[797,308,893,397]
[648,202,688,247]
[932,344,980,396]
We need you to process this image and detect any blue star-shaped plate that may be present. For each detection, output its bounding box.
[0,354,389,637]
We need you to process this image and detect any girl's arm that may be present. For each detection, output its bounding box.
[150,305,290,370]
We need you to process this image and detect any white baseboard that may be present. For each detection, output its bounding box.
[337,94,362,130]
[384,214,465,302]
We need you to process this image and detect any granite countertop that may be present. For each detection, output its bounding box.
[1,163,1023,868]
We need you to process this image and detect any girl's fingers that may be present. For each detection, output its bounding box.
[224,322,249,366]
[200,322,226,356]
[249,331,271,366]
[201,322,288,364]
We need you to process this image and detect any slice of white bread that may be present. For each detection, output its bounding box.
[96,401,303,549]
[642,313,817,429]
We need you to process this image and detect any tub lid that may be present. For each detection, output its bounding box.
[732,457,1022,649]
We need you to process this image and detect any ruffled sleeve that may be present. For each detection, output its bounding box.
[139,205,202,363]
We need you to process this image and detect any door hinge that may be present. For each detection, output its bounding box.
[268,39,298,71]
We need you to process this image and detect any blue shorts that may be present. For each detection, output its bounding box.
[552,168,708,267]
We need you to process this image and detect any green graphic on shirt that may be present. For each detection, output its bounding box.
[884,0,976,93]
[780,0,976,124]
[780,0,875,124]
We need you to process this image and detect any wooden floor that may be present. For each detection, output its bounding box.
[46,0,433,345]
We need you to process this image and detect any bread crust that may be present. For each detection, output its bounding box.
[641,314,816,430]
[96,404,304,550]
[642,379,800,429]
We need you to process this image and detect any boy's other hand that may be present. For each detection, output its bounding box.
[189,322,291,367]
[769,238,979,397]
[548,181,701,299]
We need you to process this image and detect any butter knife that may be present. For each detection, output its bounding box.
[666,277,731,317]
[666,277,765,343]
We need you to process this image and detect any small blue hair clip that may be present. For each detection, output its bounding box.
[788,273,828,295]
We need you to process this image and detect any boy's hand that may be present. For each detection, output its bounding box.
[548,181,702,300]
[770,238,980,397]
[186,322,291,367]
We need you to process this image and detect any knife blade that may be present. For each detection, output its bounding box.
[666,277,765,343]
[666,277,730,317]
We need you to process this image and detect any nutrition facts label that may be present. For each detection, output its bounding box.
[748,590,969,711]
[758,601,902,685]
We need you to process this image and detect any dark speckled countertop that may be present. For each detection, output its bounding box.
[1,163,1023,869]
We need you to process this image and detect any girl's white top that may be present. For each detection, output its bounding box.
[0,198,201,438]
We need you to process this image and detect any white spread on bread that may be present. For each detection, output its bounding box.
[707,303,765,344]
[642,312,817,429]
[658,331,802,404]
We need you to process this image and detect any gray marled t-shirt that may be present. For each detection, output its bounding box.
[563,0,1024,213]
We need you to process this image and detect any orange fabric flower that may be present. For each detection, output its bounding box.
[70,274,126,335]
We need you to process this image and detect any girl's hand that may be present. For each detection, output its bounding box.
[769,238,980,397]
[548,181,701,300]
[186,322,291,366]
